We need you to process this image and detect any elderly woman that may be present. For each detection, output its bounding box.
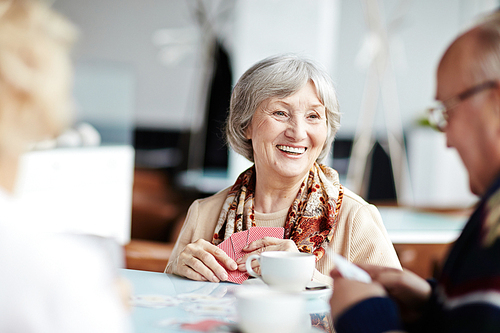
[166,54,401,285]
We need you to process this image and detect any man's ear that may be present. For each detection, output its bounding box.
[492,81,500,115]
[491,82,500,135]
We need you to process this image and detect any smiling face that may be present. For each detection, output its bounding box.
[245,81,328,184]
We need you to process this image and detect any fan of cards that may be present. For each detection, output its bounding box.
[216,227,284,284]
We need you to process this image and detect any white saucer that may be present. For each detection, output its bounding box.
[242,278,332,300]
[303,286,332,300]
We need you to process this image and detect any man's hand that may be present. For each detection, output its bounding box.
[329,275,387,320]
[331,264,432,323]
[359,264,432,322]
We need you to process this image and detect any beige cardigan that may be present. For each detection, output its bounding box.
[165,186,401,285]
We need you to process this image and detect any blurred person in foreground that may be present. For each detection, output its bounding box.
[166,54,401,285]
[0,0,130,332]
[329,11,500,333]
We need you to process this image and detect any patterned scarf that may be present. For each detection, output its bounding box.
[212,162,344,261]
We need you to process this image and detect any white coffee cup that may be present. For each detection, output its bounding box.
[245,251,315,292]
[236,286,308,333]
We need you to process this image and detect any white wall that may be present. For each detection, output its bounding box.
[232,0,340,80]
[53,0,499,206]
[335,0,498,137]
[53,0,205,130]
[53,0,498,134]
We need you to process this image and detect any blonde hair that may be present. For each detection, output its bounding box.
[0,0,77,154]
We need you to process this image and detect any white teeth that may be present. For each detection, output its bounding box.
[277,145,306,154]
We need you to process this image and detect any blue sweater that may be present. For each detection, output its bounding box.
[335,176,500,333]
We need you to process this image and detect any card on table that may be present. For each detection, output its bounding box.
[130,294,180,308]
[179,319,236,332]
[216,226,284,284]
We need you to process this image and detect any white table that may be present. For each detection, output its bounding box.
[121,269,331,333]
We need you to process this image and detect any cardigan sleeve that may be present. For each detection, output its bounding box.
[311,193,401,285]
[348,204,401,269]
[164,200,201,274]
[165,190,228,274]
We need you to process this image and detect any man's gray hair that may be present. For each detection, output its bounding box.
[226,54,341,162]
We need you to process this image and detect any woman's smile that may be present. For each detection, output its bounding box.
[276,145,307,155]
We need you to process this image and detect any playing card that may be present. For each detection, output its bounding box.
[217,237,236,260]
[130,294,181,308]
[180,319,235,332]
[226,267,248,284]
[176,293,223,303]
[158,318,237,332]
[216,237,248,284]
[182,302,236,316]
[216,227,285,284]
[248,226,284,243]
[226,232,249,284]
[230,230,249,258]
[330,252,372,284]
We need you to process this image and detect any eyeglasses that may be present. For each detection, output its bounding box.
[427,80,498,132]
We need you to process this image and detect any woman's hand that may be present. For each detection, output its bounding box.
[171,239,237,283]
[235,237,298,271]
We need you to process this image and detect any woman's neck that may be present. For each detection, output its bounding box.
[253,171,307,214]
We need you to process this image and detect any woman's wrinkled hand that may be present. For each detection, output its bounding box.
[235,237,298,272]
[171,239,237,283]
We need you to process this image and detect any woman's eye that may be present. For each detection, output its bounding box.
[273,111,287,117]
[308,113,320,119]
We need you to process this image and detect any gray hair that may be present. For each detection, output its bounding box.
[226,54,341,162]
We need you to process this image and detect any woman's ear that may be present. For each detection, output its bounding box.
[245,124,252,140]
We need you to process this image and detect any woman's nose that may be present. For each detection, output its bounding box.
[284,117,307,141]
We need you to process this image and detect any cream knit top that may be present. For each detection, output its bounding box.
[254,207,289,227]
[166,186,401,286]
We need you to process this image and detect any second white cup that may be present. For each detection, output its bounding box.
[245,251,315,292]
[236,286,308,333]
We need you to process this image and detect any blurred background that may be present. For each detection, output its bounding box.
[17,0,497,277]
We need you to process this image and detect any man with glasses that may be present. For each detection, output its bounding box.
[329,11,500,333]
